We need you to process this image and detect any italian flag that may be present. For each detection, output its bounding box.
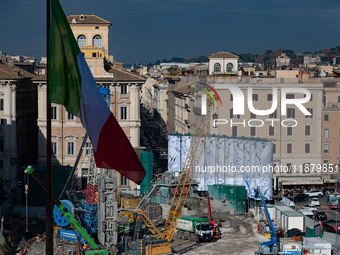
[48,0,146,184]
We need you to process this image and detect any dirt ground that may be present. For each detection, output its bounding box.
[170,213,269,255]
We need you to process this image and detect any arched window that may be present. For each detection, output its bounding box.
[77,35,86,48]
[214,63,221,73]
[93,35,102,48]
[227,63,233,72]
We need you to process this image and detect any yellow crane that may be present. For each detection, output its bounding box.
[130,97,214,254]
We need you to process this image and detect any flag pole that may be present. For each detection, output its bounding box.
[46,0,53,254]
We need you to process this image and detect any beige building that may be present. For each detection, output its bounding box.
[321,81,340,173]
[208,52,239,75]
[171,74,325,188]
[276,53,291,68]
[35,15,145,190]
[0,61,38,191]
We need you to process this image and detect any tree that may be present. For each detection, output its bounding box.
[265,50,273,55]
[256,53,268,64]
[293,57,302,66]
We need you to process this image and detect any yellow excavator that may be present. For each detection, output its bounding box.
[126,97,214,255]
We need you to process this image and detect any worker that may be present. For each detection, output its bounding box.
[215,227,219,239]
[83,243,89,250]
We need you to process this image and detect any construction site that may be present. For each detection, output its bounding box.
[0,97,270,255]
[0,94,335,255]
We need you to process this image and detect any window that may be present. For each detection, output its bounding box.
[323,95,327,107]
[92,52,97,57]
[85,142,91,155]
[269,126,274,136]
[121,85,127,96]
[230,109,240,119]
[287,108,295,118]
[287,126,293,136]
[305,143,311,153]
[93,35,102,48]
[305,108,313,118]
[121,175,128,186]
[286,94,295,99]
[250,127,256,136]
[338,95,340,103]
[120,107,127,120]
[269,110,277,118]
[230,94,233,101]
[232,126,238,136]
[214,63,221,73]
[67,112,74,120]
[310,94,313,101]
[51,142,57,155]
[267,94,272,101]
[286,163,292,174]
[226,63,233,72]
[324,144,329,154]
[287,143,292,153]
[77,35,86,48]
[67,142,74,155]
[51,106,57,120]
[324,128,329,138]
[305,125,311,136]
[273,143,276,153]
[324,114,329,122]
[250,112,256,118]
[0,97,3,111]
[0,139,3,152]
[252,94,258,101]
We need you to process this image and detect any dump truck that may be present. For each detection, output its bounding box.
[176,216,214,243]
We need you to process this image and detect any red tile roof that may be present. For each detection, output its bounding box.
[208,52,239,59]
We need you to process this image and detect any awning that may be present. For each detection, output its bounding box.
[323,176,337,183]
[279,177,323,185]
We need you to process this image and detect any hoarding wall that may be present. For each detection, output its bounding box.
[168,135,273,199]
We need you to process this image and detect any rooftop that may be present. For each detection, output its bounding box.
[208,52,239,59]
[0,63,34,79]
[67,14,111,26]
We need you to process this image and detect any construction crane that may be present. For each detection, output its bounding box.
[256,186,279,255]
[128,97,214,254]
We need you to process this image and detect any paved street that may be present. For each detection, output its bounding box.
[292,195,339,221]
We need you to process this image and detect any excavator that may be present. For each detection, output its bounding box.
[125,97,214,255]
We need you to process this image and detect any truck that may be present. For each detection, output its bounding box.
[176,215,214,243]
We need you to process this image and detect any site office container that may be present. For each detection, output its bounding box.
[302,237,331,255]
[281,211,304,232]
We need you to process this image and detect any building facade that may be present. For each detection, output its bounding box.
[0,61,38,191]
[208,52,239,75]
[35,15,145,190]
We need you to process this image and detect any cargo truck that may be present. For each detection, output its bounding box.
[176,216,214,243]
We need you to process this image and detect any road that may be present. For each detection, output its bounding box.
[291,195,339,221]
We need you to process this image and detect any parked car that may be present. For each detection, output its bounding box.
[305,190,323,198]
[311,198,320,206]
[293,193,308,202]
[303,205,317,212]
[315,212,327,221]
[286,228,304,238]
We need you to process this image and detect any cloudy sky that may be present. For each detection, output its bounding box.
[1,0,340,64]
